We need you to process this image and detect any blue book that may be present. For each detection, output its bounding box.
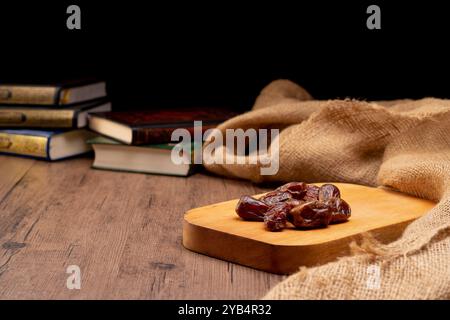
[0,129,97,160]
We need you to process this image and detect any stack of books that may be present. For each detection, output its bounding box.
[0,79,111,160]
[0,79,238,177]
[87,109,236,176]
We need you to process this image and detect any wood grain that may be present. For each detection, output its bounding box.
[183,183,436,274]
[0,155,283,299]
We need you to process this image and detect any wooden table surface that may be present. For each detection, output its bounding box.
[0,155,284,299]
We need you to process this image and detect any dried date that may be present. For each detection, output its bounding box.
[318,184,341,201]
[276,182,307,200]
[235,195,270,221]
[264,203,289,232]
[260,190,292,206]
[326,197,351,223]
[288,201,333,229]
[304,185,320,201]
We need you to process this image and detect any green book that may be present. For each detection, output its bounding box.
[88,136,198,176]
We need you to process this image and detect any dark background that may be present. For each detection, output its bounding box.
[0,1,448,111]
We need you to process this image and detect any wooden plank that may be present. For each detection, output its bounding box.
[0,155,36,248]
[0,155,35,204]
[183,183,436,274]
[0,158,284,299]
[0,158,95,298]
[106,173,284,299]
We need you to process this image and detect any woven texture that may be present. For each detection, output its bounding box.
[203,80,450,299]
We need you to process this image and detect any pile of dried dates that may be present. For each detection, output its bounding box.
[235,182,351,232]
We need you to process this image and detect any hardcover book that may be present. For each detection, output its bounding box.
[0,100,111,129]
[0,129,98,160]
[88,136,197,176]
[0,79,107,106]
[88,108,238,145]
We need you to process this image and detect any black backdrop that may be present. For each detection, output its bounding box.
[1,1,449,111]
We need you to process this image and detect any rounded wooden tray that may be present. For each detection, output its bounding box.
[183,183,435,274]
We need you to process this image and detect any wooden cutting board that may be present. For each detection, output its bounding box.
[183,183,436,274]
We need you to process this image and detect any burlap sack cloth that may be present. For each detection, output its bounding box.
[203,80,450,299]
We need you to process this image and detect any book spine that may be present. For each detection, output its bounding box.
[0,109,75,128]
[0,86,59,105]
[132,124,217,145]
[0,132,49,159]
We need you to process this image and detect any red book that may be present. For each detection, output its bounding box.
[88,108,238,145]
